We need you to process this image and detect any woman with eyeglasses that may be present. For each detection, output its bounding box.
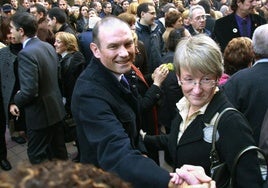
[141,34,263,188]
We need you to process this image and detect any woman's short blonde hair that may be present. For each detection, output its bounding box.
[55,31,79,52]
[174,34,223,79]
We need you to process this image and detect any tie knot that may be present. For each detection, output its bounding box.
[120,75,130,90]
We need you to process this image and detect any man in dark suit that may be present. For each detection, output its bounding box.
[223,24,268,150]
[71,16,215,188]
[10,12,68,164]
[213,0,266,52]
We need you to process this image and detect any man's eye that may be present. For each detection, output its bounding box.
[184,78,193,81]
[125,42,133,48]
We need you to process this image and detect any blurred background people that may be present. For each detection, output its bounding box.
[188,5,211,36]
[162,9,183,48]
[76,5,89,33]
[29,3,55,45]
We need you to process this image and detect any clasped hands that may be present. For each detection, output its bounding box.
[169,165,216,188]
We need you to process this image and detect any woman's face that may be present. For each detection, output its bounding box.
[81,6,89,17]
[54,37,67,54]
[179,68,217,111]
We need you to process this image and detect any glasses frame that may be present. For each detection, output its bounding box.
[179,79,218,88]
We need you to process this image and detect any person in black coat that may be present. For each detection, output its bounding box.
[55,31,85,161]
[142,34,264,188]
[222,24,268,149]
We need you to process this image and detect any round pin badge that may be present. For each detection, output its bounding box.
[233,28,238,33]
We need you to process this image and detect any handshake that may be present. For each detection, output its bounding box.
[169,165,216,188]
[139,130,215,188]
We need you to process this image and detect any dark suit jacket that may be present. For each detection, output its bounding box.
[144,91,263,188]
[0,46,18,120]
[14,38,65,130]
[223,61,268,146]
[71,57,170,188]
[213,12,266,52]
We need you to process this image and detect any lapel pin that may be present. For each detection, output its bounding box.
[233,28,238,33]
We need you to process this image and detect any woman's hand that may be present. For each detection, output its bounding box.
[152,65,169,87]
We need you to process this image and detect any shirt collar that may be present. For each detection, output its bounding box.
[22,37,32,48]
[253,58,268,66]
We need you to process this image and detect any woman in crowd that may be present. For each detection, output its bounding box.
[76,5,89,33]
[219,37,254,85]
[162,9,183,47]
[54,31,85,161]
[141,34,263,188]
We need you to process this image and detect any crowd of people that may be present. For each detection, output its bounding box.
[0,0,268,187]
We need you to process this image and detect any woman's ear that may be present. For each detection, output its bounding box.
[176,74,181,86]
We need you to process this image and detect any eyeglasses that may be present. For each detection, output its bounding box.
[179,78,217,88]
[194,15,206,21]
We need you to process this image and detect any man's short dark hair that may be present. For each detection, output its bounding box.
[47,7,67,24]
[136,2,154,18]
[11,12,37,38]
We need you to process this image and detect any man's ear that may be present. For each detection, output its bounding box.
[90,42,101,58]
[141,11,145,18]
[18,27,24,37]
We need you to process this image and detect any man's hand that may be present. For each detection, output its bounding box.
[10,104,20,117]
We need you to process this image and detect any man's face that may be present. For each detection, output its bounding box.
[104,3,112,14]
[46,15,57,33]
[95,2,102,13]
[11,0,18,8]
[141,5,156,26]
[59,0,68,10]
[122,1,129,11]
[22,0,30,9]
[237,0,257,15]
[44,1,51,10]
[190,8,206,32]
[30,7,43,21]
[10,21,23,43]
[90,24,135,75]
